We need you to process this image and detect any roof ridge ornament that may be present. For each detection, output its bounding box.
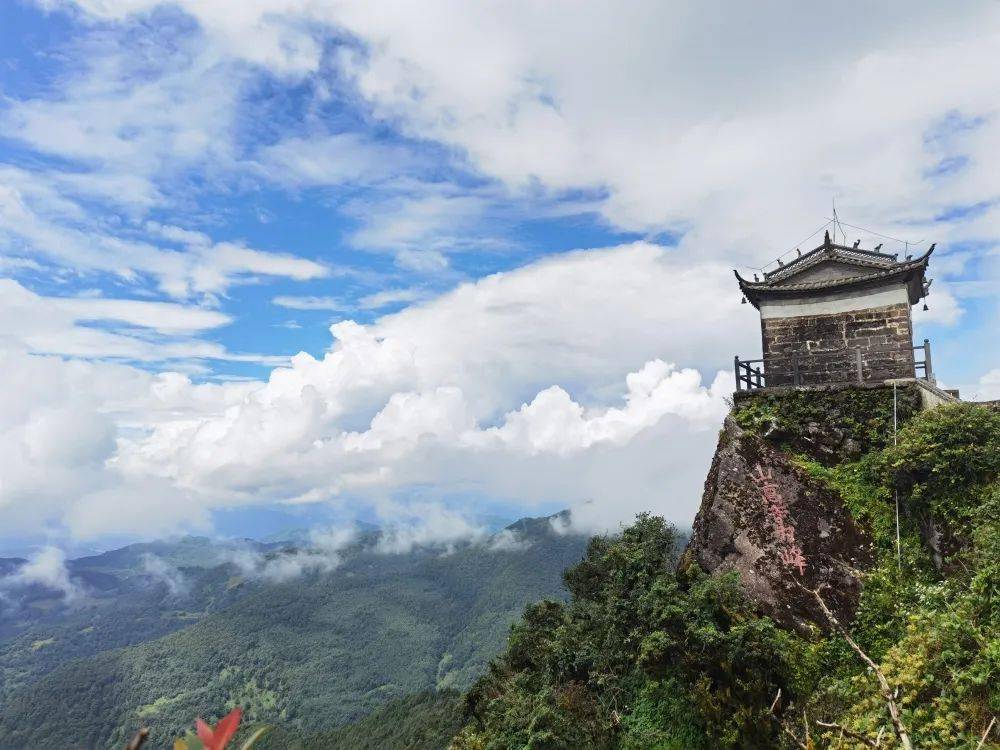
[823,229,832,249]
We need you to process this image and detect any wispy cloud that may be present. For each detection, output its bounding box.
[141,554,188,596]
[0,547,81,601]
[0,167,328,301]
[0,279,283,365]
[223,527,357,583]
[358,287,430,310]
[272,295,346,311]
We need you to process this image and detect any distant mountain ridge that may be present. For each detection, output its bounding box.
[0,512,588,748]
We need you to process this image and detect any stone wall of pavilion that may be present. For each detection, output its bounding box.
[761,302,916,386]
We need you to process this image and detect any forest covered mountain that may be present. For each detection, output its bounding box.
[452,394,1000,749]
[0,515,588,748]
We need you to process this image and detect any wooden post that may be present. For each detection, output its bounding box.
[734,356,742,391]
[855,347,864,383]
[923,339,932,381]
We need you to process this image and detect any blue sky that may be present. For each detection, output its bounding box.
[0,0,998,553]
[0,1,636,379]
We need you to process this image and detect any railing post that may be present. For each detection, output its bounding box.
[855,347,864,383]
[923,339,933,382]
[734,356,741,391]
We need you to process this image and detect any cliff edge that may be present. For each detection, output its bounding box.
[681,383,922,630]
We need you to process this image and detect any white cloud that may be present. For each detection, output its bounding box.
[273,295,345,311]
[358,287,429,310]
[374,502,488,555]
[51,2,994,244]
[0,348,259,541]
[4,0,997,546]
[19,2,1000,274]
[1,22,237,201]
[970,369,1000,401]
[37,0,999,316]
[52,297,231,335]
[487,528,531,552]
[255,133,416,187]
[1,547,80,600]
[0,168,328,300]
[0,279,276,364]
[0,242,740,540]
[476,361,729,455]
[224,526,356,582]
[141,554,188,596]
[105,243,737,535]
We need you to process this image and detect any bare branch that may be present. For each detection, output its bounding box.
[816,720,879,748]
[977,717,997,750]
[125,727,149,750]
[769,689,809,750]
[796,581,914,750]
[777,720,810,750]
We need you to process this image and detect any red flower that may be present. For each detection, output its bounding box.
[195,707,242,750]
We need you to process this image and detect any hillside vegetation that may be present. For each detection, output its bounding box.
[453,402,1000,749]
[262,690,465,749]
[0,519,587,748]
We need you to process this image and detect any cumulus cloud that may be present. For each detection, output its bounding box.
[101,243,736,533]
[0,349,256,541]
[0,242,739,541]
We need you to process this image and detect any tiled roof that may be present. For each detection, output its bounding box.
[733,232,934,308]
[741,255,931,292]
[762,245,899,284]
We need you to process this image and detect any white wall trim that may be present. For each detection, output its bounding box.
[760,285,909,319]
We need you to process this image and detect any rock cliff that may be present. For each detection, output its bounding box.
[681,415,874,630]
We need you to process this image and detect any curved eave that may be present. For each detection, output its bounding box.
[734,269,764,309]
[735,245,933,309]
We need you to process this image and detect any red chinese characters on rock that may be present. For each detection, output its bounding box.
[752,464,807,575]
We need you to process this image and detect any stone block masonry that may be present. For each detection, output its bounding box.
[762,302,915,386]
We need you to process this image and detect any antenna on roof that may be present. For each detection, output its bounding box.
[831,198,850,245]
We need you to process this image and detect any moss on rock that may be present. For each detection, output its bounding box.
[733,383,922,465]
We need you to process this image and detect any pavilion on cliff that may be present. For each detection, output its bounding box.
[733,230,936,390]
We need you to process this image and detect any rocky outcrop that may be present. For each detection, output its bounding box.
[732,383,921,466]
[681,417,874,631]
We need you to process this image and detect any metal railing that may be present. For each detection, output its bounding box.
[913,338,933,381]
[734,356,766,391]
[734,339,934,392]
